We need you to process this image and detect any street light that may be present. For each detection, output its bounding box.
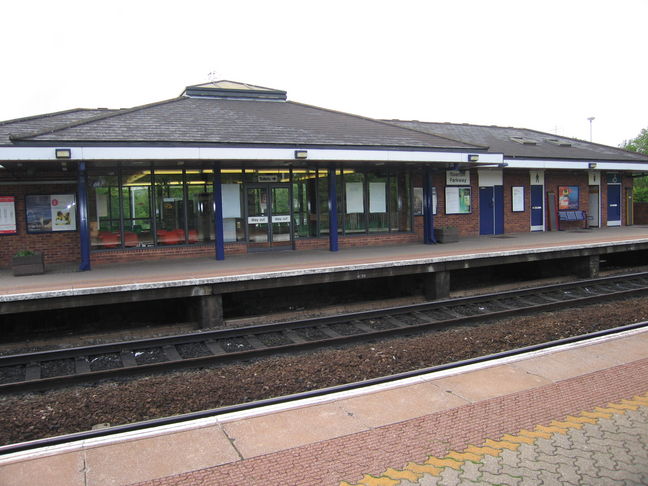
[587,117,595,142]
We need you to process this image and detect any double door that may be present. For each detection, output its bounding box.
[246,184,292,248]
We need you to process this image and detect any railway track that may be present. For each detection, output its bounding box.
[2,271,648,393]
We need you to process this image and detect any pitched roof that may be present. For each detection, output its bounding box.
[386,120,648,162]
[7,90,482,151]
[0,108,119,146]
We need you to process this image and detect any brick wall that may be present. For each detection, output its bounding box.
[0,184,80,267]
[503,171,530,233]
[91,242,247,265]
[545,171,589,230]
[634,202,648,224]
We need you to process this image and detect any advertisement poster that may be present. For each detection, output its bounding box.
[558,186,579,210]
[0,196,16,234]
[512,186,525,212]
[445,187,471,214]
[26,194,77,233]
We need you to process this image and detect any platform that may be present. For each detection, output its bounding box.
[1,323,647,485]
[2,226,648,323]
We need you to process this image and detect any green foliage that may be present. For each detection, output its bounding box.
[622,127,648,155]
[14,250,37,257]
[622,127,648,202]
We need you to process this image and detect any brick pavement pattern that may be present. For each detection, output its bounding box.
[342,397,648,485]
[132,359,648,486]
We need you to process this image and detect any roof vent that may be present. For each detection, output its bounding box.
[510,136,538,145]
[545,138,572,147]
[183,80,287,101]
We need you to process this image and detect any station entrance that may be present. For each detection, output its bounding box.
[246,183,292,249]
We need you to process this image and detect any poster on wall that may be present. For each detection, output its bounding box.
[0,196,17,234]
[512,186,525,212]
[369,182,386,213]
[445,187,471,214]
[346,182,364,213]
[26,194,77,233]
[557,186,579,210]
[413,187,437,215]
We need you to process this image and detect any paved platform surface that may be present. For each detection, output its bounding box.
[2,226,648,300]
[2,327,647,486]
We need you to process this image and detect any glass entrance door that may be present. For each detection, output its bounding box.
[246,184,292,248]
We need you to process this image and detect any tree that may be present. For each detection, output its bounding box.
[622,127,648,202]
[622,127,648,155]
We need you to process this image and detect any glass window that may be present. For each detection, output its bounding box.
[186,170,214,244]
[122,169,153,246]
[292,169,317,238]
[88,171,120,250]
[154,170,185,245]
[367,171,388,233]
[390,171,411,232]
[221,170,244,242]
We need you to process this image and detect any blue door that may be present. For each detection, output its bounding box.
[494,185,504,234]
[479,186,494,235]
[607,184,621,225]
[530,185,544,230]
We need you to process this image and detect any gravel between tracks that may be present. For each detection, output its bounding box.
[1,296,648,447]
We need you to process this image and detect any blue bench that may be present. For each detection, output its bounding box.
[558,210,587,229]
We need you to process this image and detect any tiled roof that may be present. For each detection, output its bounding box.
[0,109,119,146]
[385,121,648,162]
[8,97,481,151]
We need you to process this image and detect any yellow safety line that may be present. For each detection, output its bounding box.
[339,391,648,486]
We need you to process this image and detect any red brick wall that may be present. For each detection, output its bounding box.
[0,184,81,267]
[91,242,247,265]
[545,171,589,230]
[634,202,648,224]
[503,171,530,233]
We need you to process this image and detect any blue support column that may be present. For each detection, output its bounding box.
[328,168,338,252]
[77,162,91,271]
[423,168,436,244]
[213,163,225,261]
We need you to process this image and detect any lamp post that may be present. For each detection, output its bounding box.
[587,117,595,142]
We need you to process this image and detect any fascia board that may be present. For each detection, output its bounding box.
[0,146,504,164]
[504,159,648,171]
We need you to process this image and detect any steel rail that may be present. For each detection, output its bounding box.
[2,320,646,457]
[1,271,648,393]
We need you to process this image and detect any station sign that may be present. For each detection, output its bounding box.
[248,216,268,224]
[446,170,470,186]
[272,215,291,223]
[606,173,621,184]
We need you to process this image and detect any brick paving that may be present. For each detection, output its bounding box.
[131,358,648,486]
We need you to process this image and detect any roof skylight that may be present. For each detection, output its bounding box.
[510,136,538,145]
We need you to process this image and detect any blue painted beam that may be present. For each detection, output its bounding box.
[328,168,338,252]
[423,168,436,244]
[77,162,91,270]
[213,163,225,261]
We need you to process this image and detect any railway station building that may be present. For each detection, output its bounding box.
[1,80,647,271]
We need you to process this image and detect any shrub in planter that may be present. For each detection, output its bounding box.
[434,226,459,243]
[12,250,45,276]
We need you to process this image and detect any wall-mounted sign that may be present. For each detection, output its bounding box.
[0,196,17,234]
[606,172,620,184]
[446,170,470,186]
[26,194,77,233]
[512,186,525,212]
[271,215,291,223]
[529,170,544,185]
[588,171,600,186]
[445,186,471,214]
[558,186,579,210]
[258,175,279,183]
[248,216,268,224]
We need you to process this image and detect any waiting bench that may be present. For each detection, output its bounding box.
[558,210,587,230]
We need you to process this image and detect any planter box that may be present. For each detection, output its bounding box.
[12,253,45,276]
[434,228,459,243]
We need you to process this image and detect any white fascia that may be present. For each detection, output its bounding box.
[0,146,503,164]
[504,158,648,171]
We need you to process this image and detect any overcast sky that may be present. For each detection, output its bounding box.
[1,0,646,148]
